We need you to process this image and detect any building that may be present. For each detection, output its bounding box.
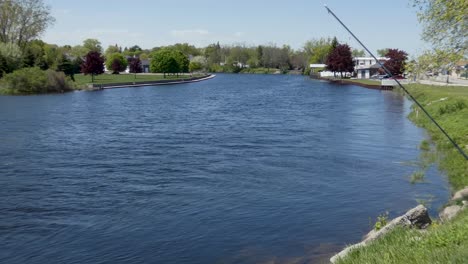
[354,57,389,79]
[141,60,150,73]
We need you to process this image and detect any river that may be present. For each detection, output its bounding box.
[0,74,449,263]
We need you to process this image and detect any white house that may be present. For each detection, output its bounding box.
[354,57,389,79]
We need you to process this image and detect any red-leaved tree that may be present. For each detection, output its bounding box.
[384,49,408,76]
[129,58,143,73]
[81,51,105,82]
[326,44,354,78]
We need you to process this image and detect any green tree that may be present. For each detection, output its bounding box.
[304,37,333,64]
[105,53,128,74]
[377,48,390,57]
[150,49,180,78]
[22,40,46,68]
[83,39,102,53]
[256,45,264,67]
[412,0,467,53]
[167,43,200,56]
[189,61,202,72]
[42,44,62,70]
[57,55,76,81]
[0,0,55,46]
[70,45,88,58]
[0,42,22,74]
[139,53,149,60]
[352,49,366,57]
[105,44,120,57]
[172,50,190,73]
[205,43,222,66]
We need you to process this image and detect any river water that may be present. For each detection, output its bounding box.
[0,74,449,263]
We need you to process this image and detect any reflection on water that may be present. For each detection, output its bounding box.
[0,74,449,263]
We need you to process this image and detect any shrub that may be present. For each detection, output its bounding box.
[374,211,389,231]
[45,70,74,93]
[0,67,74,94]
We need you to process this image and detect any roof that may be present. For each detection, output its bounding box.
[353,57,389,60]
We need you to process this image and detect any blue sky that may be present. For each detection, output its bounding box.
[43,0,429,57]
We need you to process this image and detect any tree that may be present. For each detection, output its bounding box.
[150,49,186,77]
[326,44,354,78]
[129,57,142,73]
[105,53,127,74]
[189,61,202,72]
[352,49,366,57]
[205,43,222,66]
[413,0,467,53]
[139,53,149,61]
[407,49,461,81]
[42,44,62,70]
[57,55,76,81]
[384,49,408,75]
[377,48,390,57]
[190,55,207,70]
[128,45,142,52]
[0,42,22,74]
[81,51,104,82]
[83,39,102,53]
[172,50,190,73]
[303,37,333,64]
[0,0,55,46]
[105,45,120,57]
[22,40,46,68]
[70,45,88,58]
[167,43,200,56]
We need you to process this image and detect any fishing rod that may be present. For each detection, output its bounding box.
[324,4,468,161]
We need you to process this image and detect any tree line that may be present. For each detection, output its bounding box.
[1,0,461,94]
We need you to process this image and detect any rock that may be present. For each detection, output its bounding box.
[330,205,431,263]
[439,205,463,222]
[452,187,468,201]
[405,205,432,229]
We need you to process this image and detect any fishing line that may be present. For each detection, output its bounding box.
[324,4,468,160]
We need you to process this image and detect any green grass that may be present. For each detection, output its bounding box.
[335,83,468,264]
[321,77,381,86]
[344,79,381,85]
[405,84,468,191]
[336,210,468,264]
[74,73,199,86]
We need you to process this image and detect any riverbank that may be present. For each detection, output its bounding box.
[84,74,215,90]
[332,83,468,263]
[317,77,395,90]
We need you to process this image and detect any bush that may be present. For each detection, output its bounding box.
[0,67,74,94]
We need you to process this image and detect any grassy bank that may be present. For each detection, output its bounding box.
[405,84,468,191]
[336,83,468,263]
[334,78,381,86]
[337,209,468,264]
[74,73,198,86]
